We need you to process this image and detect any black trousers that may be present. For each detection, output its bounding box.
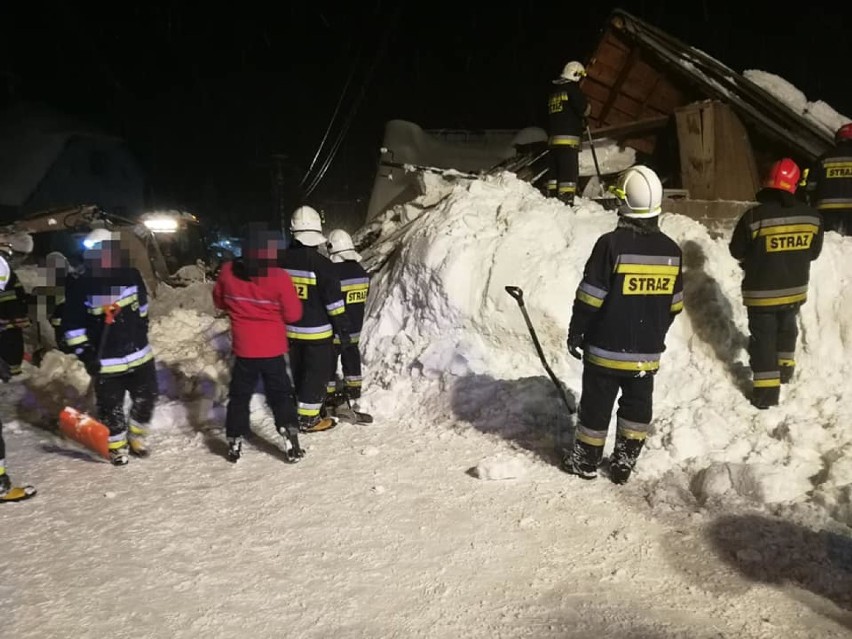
[226,355,298,438]
[747,308,798,405]
[547,145,579,200]
[95,360,158,440]
[328,343,363,400]
[289,341,333,420]
[0,329,24,375]
[576,366,654,444]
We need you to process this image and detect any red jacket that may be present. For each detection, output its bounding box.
[213,260,303,358]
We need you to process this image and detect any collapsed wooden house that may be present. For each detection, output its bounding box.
[583,8,834,226]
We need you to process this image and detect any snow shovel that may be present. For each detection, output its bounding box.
[58,303,122,460]
[504,286,575,414]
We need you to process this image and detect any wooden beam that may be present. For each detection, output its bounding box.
[588,114,669,140]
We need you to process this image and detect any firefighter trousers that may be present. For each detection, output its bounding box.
[574,366,654,467]
[289,341,333,420]
[547,144,579,202]
[747,308,798,407]
[821,210,851,236]
[327,342,363,400]
[226,355,298,438]
[0,328,24,375]
[95,360,158,446]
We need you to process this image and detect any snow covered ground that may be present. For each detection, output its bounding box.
[3,167,852,637]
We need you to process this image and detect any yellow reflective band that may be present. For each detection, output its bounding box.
[616,264,680,276]
[671,301,684,313]
[287,329,333,341]
[617,428,648,441]
[577,432,606,446]
[66,335,88,346]
[340,283,369,292]
[744,292,807,307]
[817,202,852,209]
[576,290,604,308]
[297,407,321,417]
[100,350,154,374]
[290,276,317,286]
[586,353,659,372]
[109,439,128,450]
[345,380,362,387]
[89,294,138,315]
[778,358,795,367]
[129,424,148,435]
[753,378,780,388]
[757,224,820,236]
[328,306,345,316]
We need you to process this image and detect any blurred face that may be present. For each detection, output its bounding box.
[85,241,122,271]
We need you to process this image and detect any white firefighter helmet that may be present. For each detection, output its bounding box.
[326,229,361,263]
[560,61,586,82]
[610,165,663,218]
[82,227,118,249]
[290,205,326,247]
[0,255,8,291]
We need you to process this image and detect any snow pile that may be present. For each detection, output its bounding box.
[744,69,851,135]
[359,171,852,524]
[150,281,217,318]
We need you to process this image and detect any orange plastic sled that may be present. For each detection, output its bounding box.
[58,407,111,460]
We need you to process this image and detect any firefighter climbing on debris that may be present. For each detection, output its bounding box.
[547,60,590,205]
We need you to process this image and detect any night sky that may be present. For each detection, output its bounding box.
[1,1,849,228]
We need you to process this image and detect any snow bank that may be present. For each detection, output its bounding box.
[359,171,852,524]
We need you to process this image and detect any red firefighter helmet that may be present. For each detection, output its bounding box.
[835,123,852,143]
[764,158,800,194]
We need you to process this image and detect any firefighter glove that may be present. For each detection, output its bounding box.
[567,334,583,360]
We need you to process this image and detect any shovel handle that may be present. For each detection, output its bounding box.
[102,303,121,325]
[504,286,524,304]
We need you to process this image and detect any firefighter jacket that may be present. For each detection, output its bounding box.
[212,259,303,358]
[568,217,683,377]
[330,259,370,344]
[62,266,153,376]
[0,270,31,332]
[729,188,823,311]
[806,140,852,212]
[277,243,350,344]
[547,80,588,147]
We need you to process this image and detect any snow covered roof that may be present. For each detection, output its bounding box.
[0,103,121,207]
[585,9,837,161]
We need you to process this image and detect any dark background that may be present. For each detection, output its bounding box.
[1,1,849,229]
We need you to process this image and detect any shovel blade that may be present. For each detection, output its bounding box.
[58,406,111,460]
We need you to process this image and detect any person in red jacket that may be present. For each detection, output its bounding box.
[213,224,304,463]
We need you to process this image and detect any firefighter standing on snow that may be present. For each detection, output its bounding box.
[729,158,824,409]
[565,165,683,484]
[324,229,371,422]
[804,122,852,235]
[547,60,590,205]
[213,224,305,462]
[0,254,32,376]
[62,229,158,466]
[278,206,351,433]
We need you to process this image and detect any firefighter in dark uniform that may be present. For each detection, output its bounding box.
[547,60,590,205]
[805,122,852,235]
[278,206,351,433]
[565,165,683,484]
[44,252,74,353]
[63,229,158,466]
[730,158,823,409]
[0,254,31,376]
[324,229,370,416]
